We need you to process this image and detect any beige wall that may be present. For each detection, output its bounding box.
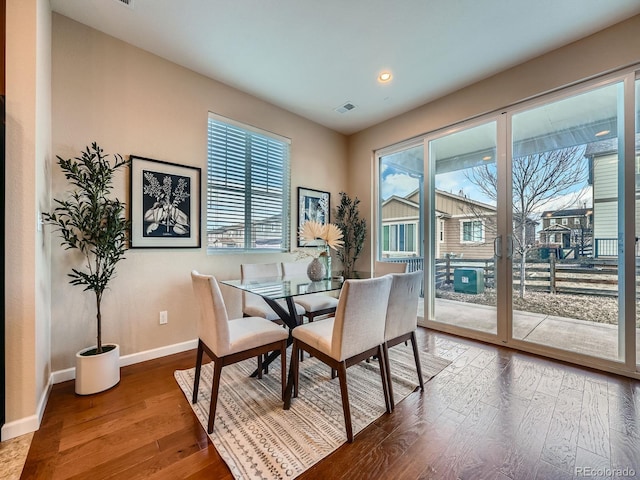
[4,0,51,436]
[49,14,348,372]
[349,14,640,272]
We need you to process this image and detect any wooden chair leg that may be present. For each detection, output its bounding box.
[280,340,287,401]
[257,354,263,380]
[207,360,223,434]
[410,331,425,390]
[336,362,353,442]
[192,340,204,404]
[382,342,394,411]
[292,341,300,399]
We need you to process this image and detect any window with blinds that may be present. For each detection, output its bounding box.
[207,113,290,252]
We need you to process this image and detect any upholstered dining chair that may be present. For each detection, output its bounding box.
[374,260,408,276]
[288,275,393,442]
[240,262,306,321]
[382,270,424,410]
[281,261,338,323]
[191,271,289,434]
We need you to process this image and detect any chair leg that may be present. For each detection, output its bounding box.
[257,354,263,380]
[192,340,204,404]
[292,341,300,399]
[280,340,287,401]
[382,342,394,411]
[336,362,353,442]
[207,360,223,434]
[410,331,425,390]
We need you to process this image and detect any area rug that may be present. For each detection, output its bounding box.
[174,343,450,480]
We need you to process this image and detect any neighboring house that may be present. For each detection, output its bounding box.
[380,189,420,258]
[435,190,497,259]
[539,208,593,256]
[208,215,283,249]
[380,188,498,259]
[584,136,640,257]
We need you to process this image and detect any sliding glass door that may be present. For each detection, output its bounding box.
[427,121,500,337]
[510,82,625,361]
[378,143,424,274]
[411,70,639,373]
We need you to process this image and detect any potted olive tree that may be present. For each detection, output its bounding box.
[44,142,129,395]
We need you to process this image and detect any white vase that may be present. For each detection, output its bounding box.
[75,344,120,395]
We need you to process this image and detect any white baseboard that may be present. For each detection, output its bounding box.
[50,339,198,384]
[1,376,52,441]
[120,339,198,367]
[2,339,198,441]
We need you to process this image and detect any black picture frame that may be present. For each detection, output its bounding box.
[130,155,201,248]
[297,187,330,247]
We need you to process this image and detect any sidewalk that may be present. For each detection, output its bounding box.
[423,298,640,361]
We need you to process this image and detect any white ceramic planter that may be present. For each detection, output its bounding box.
[75,344,121,395]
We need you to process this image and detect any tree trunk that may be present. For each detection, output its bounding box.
[519,222,527,298]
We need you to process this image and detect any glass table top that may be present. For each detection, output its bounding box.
[221,275,344,300]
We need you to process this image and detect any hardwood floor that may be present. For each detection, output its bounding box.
[21,329,640,479]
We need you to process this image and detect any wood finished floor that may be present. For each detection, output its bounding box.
[21,329,640,479]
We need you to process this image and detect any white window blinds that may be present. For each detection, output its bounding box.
[207,113,290,252]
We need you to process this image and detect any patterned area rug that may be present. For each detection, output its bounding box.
[174,343,450,479]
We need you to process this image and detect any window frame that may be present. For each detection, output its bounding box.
[206,112,291,253]
[460,219,485,243]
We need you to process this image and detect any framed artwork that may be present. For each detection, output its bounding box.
[130,155,201,248]
[297,187,330,246]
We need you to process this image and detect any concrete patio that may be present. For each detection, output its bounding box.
[420,298,640,362]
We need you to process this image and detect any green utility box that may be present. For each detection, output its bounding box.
[453,268,484,294]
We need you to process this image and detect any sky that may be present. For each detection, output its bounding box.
[380,159,593,221]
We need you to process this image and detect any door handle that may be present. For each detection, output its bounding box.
[494,235,502,258]
[506,234,514,259]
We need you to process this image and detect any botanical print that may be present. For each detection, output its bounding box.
[301,191,329,224]
[142,170,191,237]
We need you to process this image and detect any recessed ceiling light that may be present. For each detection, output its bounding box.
[595,130,610,137]
[482,155,492,161]
[378,71,392,83]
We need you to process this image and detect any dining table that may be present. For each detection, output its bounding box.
[220,274,345,374]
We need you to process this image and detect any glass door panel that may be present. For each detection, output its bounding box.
[429,122,498,335]
[511,83,623,361]
[378,144,425,317]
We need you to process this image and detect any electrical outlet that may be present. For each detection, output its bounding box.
[159,310,168,325]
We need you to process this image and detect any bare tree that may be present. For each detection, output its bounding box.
[465,146,588,297]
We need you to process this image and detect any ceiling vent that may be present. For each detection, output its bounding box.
[334,102,356,114]
[113,0,134,8]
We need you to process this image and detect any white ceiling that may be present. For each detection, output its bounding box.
[50,0,640,135]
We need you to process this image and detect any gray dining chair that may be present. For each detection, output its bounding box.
[374,260,408,276]
[288,275,393,442]
[382,270,424,410]
[241,262,306,321]
[281,261,338,323]
[190,271,288,433]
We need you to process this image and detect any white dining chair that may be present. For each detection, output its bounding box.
[288,275,393,442]
[241,262,306,321]
[374,260,408,276]
[190,271,289,433]
[281,261,338,323]
[382,270,424,410]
